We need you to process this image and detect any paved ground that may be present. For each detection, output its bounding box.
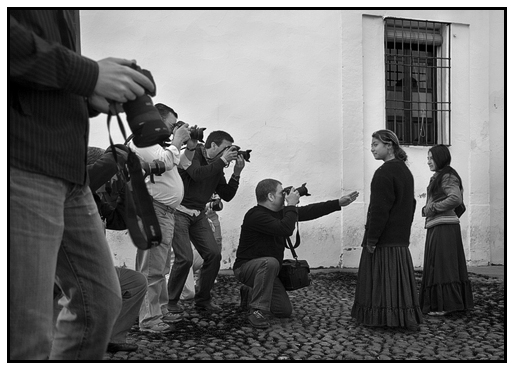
[103,266,505,361]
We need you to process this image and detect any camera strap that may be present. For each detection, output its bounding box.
[106,106,162,250]
[285,221,301,260]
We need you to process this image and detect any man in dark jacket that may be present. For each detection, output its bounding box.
[233,178,359,328]
[168,131,245,314]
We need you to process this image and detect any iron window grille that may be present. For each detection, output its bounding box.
[385,17,451,145]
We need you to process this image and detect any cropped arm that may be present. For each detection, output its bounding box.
[9,15,98,96]
[185,153,226,182]
[297,199,341,222]
[247,206,299,237]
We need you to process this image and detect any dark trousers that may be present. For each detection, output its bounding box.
[168,210,221,305]
[234,257,292,318]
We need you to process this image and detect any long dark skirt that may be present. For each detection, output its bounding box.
[351,246,424,328]
[419,224,474,314]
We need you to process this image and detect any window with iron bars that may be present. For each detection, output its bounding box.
[385,18,451,145]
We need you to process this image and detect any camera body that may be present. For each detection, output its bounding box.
[123,63,171,148]
[173,121,206,143]
[283,183,311,197]
[207,197,223,212]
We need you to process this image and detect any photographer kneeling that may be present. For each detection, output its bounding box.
[233,179,359,329]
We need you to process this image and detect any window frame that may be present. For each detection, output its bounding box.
[384,17,452,146]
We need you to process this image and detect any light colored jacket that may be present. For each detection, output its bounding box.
[422,172,462,229]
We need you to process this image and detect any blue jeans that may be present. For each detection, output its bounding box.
[135,200,175,327]
[10,167,121,360]
[234,257,292,318]
[169,210,221,306]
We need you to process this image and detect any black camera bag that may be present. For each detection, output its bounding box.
[279,224,311,291]
[106,106,162,250]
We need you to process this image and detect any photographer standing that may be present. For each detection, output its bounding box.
[127,103,197,333]
[233,179,359,328]
[167,131,245,314]
[10,10,155,360]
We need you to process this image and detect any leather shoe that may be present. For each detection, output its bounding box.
[167,302,184,314]
[248,309,270,329]
[195,302,222,312]
[107,342,138,353]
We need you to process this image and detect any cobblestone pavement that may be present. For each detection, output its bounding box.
[103,270,505,361]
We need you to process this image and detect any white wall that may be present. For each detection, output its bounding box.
[81,9,504,269]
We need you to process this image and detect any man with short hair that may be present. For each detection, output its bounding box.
[168,131,246,313]
[128,103,197,333]
[233,179,359,328]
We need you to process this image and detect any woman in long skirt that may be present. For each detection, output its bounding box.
[419,145,473,315]
[351,130,423,331]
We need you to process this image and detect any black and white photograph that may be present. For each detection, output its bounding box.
[8,6,506,364]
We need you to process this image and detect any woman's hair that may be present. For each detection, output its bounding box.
[372,129,408,162]
[428,144,463,193]
[255,178,282,203]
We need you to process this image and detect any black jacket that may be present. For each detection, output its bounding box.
[362,159,416,248]
[234,199,341,270]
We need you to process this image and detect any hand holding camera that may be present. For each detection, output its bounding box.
[221,146,240,164]
[170,122,191,149]
[284,187,300,206]
[94,58,155,103]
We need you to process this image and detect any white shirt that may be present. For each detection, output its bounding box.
[128,143,191,208]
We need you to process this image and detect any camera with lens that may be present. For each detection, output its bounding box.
[141,159,166,184]
[283,183,311,197]
[123,63,171,148]
[207,197,223,212]
[173,121,206,143]
[232,146,252,162]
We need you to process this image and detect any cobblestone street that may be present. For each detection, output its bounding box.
[104,269,505,361]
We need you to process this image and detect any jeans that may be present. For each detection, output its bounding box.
[135,200,175,327]
[234,257,292,318]
[169,210,221,306]
[10,166,121,360]
[111,267,147,342]
[53,267,147,344]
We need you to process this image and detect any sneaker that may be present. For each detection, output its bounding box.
[140,322,175,333]
[107,342,138,353]
[248,309,270,329]
[195,302,222,312]
[162,312,183,323]
[240,285,250,311]
[167,302,184,314]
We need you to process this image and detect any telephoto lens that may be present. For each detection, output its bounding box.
[123,64,171,147]
[283,183,311,197]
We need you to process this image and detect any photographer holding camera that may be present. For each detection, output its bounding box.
[233,179,359,328]
[167,131,245,314]
[10,10,156,360]
[126,103,198,333]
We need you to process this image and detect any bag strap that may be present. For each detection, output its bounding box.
[285,221,301,260]
[106,105,162,250]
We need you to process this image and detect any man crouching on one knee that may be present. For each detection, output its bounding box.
[233,178,358,328]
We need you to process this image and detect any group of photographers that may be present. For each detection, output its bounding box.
[10,9,359,360]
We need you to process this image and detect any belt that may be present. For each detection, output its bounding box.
[176,204,202,217]
[152,199,176,214]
